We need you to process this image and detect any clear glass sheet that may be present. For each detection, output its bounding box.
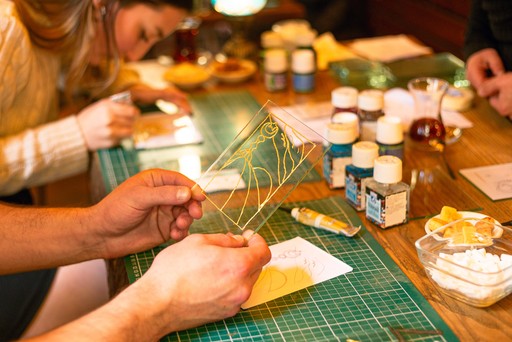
[194,100,330,233]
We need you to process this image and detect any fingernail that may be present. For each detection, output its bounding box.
[176,188,189,201]
[232,234,246,244]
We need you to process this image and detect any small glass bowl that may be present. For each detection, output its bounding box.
[415,218,512,307]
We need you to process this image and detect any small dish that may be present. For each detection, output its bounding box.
[163,62,210,90]
[425,211,502,244]
[210,59,257,84]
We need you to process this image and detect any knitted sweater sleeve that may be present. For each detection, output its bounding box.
[0,5,89,196]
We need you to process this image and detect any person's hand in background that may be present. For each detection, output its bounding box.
[76,98,140,150]
[466,48,505,88]
[478,72,512,118]
[129,83,192,114]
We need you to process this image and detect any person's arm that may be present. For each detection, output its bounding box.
[464,0,497,61]
[0,169,205,274]
[24,232,271,341]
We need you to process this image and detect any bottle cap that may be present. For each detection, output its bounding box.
[358,89,384,111]
[291,49,315,73]
[264,48,287,73]
[325,123,357,145]
[373,155,402,184]
[261,31,283,49]
[331,112,359,136]
[376,116,403,145]
[331,87,358,109]
[352,141,379,168]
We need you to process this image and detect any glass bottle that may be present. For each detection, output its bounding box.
[264,48,288,92]
[376,116,404,160]
[323,123,358,189]
[358,89,385,142]
[291,49,316,93]
[365,155,410,229]
[345,141,379,211]
[331,86,358,118]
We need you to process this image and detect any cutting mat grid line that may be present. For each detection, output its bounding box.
[123,196,456,342]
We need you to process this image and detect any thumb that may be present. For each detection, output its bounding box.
[202,233,247,248]
[137,185,192,209]
[478,78,499,98]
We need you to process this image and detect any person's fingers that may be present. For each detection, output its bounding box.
[139,169,206,201]
[478,78,500,98]
[487,55,505,77]
[243,232,272,267]
[199,233,247,248]
[110,102,140,119]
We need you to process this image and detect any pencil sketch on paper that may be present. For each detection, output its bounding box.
[241,237,353,309]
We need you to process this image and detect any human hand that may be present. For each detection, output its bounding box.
[478,72,512,117]
[90,169,205,259]
[137,231,271,336]
[129,83,192,114]
[76,98,140,150]
[466,48,505,88]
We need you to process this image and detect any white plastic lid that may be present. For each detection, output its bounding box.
[376,116,403,144]
[291,49,315,73]
[331,87,358,109]
[352,141,379,168]
[373,155,402,184]
[331,112,359,136]
[261,31,283,49]
[325,122,357,144]
[358,89,384,111]
[264,48,288,73]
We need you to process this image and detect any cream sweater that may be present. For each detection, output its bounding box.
[0,1,88,196]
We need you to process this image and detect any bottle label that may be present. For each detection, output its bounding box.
[365,189,408,228]
[324,155,351,188]
[264,72,287,92]
[345,174,371,211]
[292,73,315,93]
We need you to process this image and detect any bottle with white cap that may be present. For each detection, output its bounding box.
[376,116,404,160]
[365,155,410,229]
[323,122,358,189]
[358,89,385,141]
[345,141,379,211]
[264,48,288,92]
[331,86,358,119]
[291,49,316,93]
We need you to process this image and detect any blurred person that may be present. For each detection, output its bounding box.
[0,0,192,199]
[464,0,512,118]
[0,0,196,339]
[0,168,271,340]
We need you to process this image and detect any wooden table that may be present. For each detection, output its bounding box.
[100,65,512,341]
[202,70,512,341]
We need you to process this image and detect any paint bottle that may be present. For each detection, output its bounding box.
[331,87,358,119]
[345,141,379,211]
[264,48,288,92]
[365,155,410,229]
[291,49,315,93]
[357,89,385,141]
[323,122,358,189]
[376,116,404,160]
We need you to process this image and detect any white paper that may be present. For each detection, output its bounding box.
[196,168,246,193]
[348,34,433,62]
[242,236,353,309]
[460,163,512,201]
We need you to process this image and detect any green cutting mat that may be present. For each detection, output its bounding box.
[97,90,321,192]
[125,196,457,342]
